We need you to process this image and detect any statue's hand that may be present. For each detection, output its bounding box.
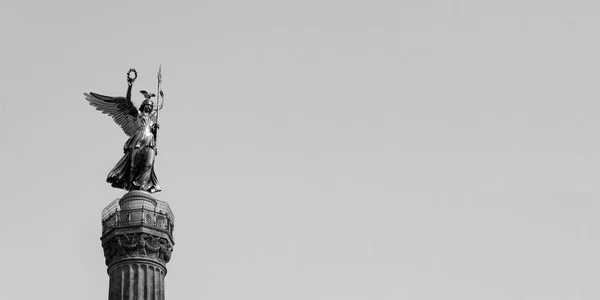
[154,124,160,130]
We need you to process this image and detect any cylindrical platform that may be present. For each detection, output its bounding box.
[119,190,158,210]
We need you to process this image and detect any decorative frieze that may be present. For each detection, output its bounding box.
[103,232,173,267]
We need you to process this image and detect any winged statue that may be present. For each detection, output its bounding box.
[84,69,163,193]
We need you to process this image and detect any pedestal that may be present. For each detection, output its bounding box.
[101,191,175,300]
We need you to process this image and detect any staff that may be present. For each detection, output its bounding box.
[155,65,163,144]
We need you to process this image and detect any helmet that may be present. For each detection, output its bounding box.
[140,100,154,109]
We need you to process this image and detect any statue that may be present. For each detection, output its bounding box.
[84,68,164,193]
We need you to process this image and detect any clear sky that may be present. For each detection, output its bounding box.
[1,0,599,299]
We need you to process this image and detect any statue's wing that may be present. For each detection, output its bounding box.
[84,92,138,136]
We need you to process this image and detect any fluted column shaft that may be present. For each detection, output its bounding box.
[108,260,166,300]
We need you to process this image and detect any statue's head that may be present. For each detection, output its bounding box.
[140,100,154,113]
[139,90,155,114]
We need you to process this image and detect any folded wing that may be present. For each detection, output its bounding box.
[84,92,138,137]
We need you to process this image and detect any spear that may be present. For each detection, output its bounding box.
[155,65,163,144]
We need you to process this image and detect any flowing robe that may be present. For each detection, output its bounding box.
[107,111,161,193]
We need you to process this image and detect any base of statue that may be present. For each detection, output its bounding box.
[101,191,175,300]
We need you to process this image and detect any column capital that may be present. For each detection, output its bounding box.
[102,232,173,269]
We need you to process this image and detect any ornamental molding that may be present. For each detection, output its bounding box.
[102,232,173,267]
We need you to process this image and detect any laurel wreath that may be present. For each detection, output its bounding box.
[127,69,138,82]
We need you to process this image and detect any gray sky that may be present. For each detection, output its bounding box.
[1,0,599,299]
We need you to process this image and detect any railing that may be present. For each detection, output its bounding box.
[102,207,174,236]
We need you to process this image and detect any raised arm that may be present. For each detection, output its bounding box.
[126,81,133,102]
